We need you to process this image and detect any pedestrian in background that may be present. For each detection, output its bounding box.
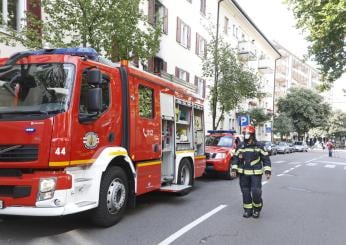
[326,140,334,157]
[231,125,271,218]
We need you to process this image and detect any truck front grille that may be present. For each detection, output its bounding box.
[0,145,38,162]
[0,185,31,198]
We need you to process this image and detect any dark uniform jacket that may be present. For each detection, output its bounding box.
[232,141,271,175]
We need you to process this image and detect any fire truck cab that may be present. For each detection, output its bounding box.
[0,48,206,226]
[205,130,241,179]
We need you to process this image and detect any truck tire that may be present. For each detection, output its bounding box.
[177,158,193,186]
[90,166,129,227]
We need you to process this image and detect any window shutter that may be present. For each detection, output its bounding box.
[27,0,42,33]
[195,33,200,55]
[176,17,181,43]
[194,76,198,86]
[163,7,168,34]
[186,72,190,83]
[203,79,206,98]
[148,57,155,73]
[148,0,155,25]
[204,39,208,58]
[187,26,191,50]
[175,67,179,78]
[163,61,167,72]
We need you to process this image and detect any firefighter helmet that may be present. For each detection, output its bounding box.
[242,125,255,134]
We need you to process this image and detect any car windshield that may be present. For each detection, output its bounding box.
[206,135,233,147]
[0,63,75,119]
[295,142,303,145]
[278,142,286,146]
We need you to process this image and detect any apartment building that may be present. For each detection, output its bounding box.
[0,0,41,57]
[274,42,332,104]
[0,0,280,140]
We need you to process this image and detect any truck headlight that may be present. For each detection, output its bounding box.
[214,153,226,159]
[37,178,56,201]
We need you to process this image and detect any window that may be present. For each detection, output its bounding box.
[195,76,206,98]
[195,33,207,58]
[200,0,206,16]
[223,17,229,35]
[147,56,167,74]
[138,85,154,119]
[232,25,238,39]
[176,17,191,49]
[148,0,168,34]
[79,71,110,116]
[175,67,190,83]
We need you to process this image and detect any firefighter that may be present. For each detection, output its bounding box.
[231,125,271,218]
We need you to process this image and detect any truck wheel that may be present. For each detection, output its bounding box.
[177,159,193,186]
[90,166,129,227]
[225,162,235,180]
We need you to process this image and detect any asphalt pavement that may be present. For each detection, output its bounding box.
[0,150,346,245]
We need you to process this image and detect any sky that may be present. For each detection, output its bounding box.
[237,0,346,111]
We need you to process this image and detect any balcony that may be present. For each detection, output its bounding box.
[237,41,257,61]
[159,71,197,93]
[258,59,274,74]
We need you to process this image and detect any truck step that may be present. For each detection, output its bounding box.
[161,175,174,183]
[159,184,192,193]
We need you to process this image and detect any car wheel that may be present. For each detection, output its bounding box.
[90,166,129,227]
[225,161,235,180]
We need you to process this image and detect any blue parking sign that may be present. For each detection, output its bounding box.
[238,115,250,126]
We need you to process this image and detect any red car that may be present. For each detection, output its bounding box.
[205,130,241,180]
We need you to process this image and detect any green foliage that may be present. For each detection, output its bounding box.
[325,110,346,137]
[247,107,272,127]
[202,31,261,130]
[277,87,331,136]
[0,0,162,62]
[273,113,294,139]
[286,0,346,88]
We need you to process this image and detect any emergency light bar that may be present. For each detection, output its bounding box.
[6,47,99,65]
[207,130,236,134]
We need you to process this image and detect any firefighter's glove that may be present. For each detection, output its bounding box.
[231,170,237,178]
[265,170,271,180]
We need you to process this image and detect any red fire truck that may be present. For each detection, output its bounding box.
[205,130,241,179]
[0,48,206,226]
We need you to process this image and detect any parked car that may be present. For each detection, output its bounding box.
[205,130,242,180]
[294,141,309,152]
[259,141,277,155]
[276,142,290,154]
[288,143,295,153]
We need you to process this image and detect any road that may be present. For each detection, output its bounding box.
[1,150,346,245]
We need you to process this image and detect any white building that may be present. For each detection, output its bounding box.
[0,0,281,140]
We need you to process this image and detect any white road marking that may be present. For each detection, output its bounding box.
[295,164,302,168]
[317,161,346,166]
[324,164,336,168]
[262,181,268,185]
[306,163,317,166]
[344,166,346,170]
[288,161,300,165]
[273,160,285,164]
[304,155,324,163]
[158,205,227,245]
[277,174,285,177]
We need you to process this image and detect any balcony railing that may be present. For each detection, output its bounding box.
[158,71,197,93]
[258,59,274,74]
[237,41,257,61]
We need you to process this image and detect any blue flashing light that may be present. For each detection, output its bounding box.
[7,47,99,66]
[207,130,236,134]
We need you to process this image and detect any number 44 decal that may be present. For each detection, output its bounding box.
[55,147,66,156]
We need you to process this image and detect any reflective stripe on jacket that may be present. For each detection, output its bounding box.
[231,142,271,175]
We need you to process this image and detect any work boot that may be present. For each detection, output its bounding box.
[252,210,260,218]
[243,209,252,218]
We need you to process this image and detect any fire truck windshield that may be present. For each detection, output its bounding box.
[0,63,74,119]
[206,135,233,148]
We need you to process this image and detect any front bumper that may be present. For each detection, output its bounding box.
[205,159,229,172]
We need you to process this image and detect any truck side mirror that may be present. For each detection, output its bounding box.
[87,68,102,85]
[87,88,102,112]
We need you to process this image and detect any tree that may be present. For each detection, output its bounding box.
[273,113,294,140]
[247,107,272,127]
[202,33,261,130]
[277,87,331,137]
[325,110,346,137]
[285,0,346,88]
[0,0,162,62]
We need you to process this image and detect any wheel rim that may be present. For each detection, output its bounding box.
[180,165,191,185]
[106,178,126,215]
